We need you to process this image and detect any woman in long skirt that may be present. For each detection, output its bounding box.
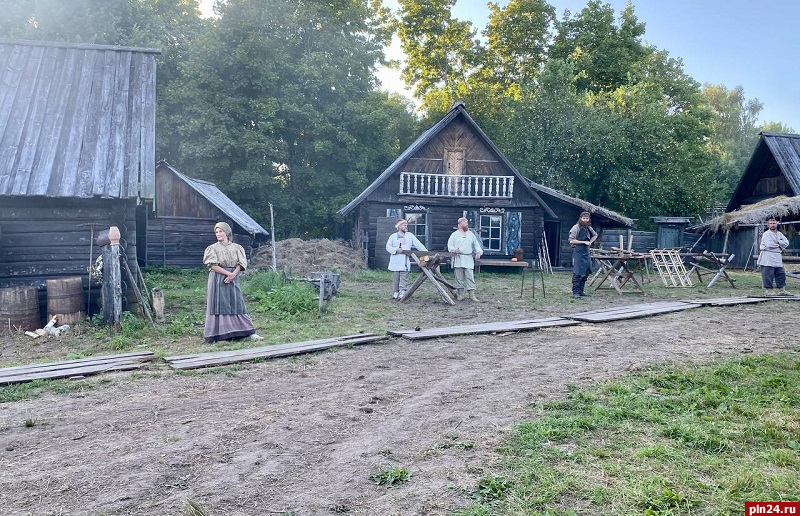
[203,222,262,342]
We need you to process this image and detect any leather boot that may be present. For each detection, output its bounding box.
[468,290,480,302]
[455,289,464,301]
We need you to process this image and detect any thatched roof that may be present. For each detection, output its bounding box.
[698,195,800,232]
[528,180,634,227]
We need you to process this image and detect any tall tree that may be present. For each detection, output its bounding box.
[701,83,763,201]
[169,0,418,237]
[550,0,646,94]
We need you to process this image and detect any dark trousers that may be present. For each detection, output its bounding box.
[572,273,589,295]
[761,266,786,289]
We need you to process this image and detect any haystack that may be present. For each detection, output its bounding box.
[250,238,367,276]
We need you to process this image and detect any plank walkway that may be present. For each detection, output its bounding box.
[565,301,701,323]
[163,333,385,370]
[389,317,579,341]
[0,351,155,385]
[679,297,770,306]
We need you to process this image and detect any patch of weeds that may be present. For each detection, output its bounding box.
[470,476,510,503]
[329,504,351,513]
[369,466,410,487]
[183,499,208,516]
[24,418,36,427]
[0,380,48,403]
[66,352,86,360]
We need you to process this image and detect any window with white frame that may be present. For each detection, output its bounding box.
[479,214,502,252]
[404,212,427,246]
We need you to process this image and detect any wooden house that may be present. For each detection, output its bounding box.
[146,161,269,268]
[0,39,158,314]
[339,101,633,270]
[691,132,800,267]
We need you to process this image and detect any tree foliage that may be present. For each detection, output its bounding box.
[166,0,418,237]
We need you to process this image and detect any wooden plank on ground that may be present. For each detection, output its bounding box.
[0,351,155,378]
[164,334,385,370]
[0,361,149,385]
[566,302,700,322]
[678,297,769,306]
[389,317,579,340]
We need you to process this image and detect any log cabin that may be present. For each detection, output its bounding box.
[145,161,269,268]
[0,39,158,317]
[339,101,633,270]
[691,132,800,268]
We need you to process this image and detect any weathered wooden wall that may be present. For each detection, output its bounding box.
[145,216,253,269]
[156,168,220,219]
[0,197,140,320]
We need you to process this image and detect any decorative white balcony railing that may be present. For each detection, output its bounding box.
[399,173,514,198]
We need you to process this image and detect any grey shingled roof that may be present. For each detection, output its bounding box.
[338,102,556,219]
[0,39,159,199]
[158,161,268,237]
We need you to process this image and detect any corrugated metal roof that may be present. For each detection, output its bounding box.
[158,161,269,236]
[338,101,557,219]
[0,39,159,199]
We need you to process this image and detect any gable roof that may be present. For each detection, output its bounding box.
[528,180,634,227]
[726,132,800,211]
[338,102,556,219]
[0,39,159,199]
[157,161,268,237]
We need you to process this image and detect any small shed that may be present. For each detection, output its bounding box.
[690,132,800,267]
[338,101,558,269]
[528,181,634,267]
[145,161,269,268]
[651,217,693,249]
[0,39,158,316]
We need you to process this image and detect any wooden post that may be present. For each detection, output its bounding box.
[151,288,166,323]
[101,242,122,330]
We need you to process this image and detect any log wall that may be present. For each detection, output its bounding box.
[0,197,140,320]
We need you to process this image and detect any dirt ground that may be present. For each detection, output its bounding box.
[1,287,799,515]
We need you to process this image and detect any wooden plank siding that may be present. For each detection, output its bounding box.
[0,197,140,322]
[146,217,253,269]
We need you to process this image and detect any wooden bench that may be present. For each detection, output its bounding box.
[475,259,546,298]
[475,258,529,273]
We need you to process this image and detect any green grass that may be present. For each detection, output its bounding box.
[460,354,800,515]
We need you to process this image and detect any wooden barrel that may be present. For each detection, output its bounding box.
[47,277,85,325]
[0,286,41,334]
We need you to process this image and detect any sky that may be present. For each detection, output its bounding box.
[198,0,799,131]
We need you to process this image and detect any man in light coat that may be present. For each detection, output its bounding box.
[386,219,427,300]
[757,217,791,296]
[447,217,483,301]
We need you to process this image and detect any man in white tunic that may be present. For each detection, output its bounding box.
[757,217,791,296]
[448,217,483,301]
[386,219,427,300]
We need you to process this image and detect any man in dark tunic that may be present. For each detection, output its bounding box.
[568,212,597,299]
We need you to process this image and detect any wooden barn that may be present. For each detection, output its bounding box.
[528,181,634,267]
[145,161,269,268]
[691,132,800,267]
[339,101,633,270]
[0,39,158,317]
